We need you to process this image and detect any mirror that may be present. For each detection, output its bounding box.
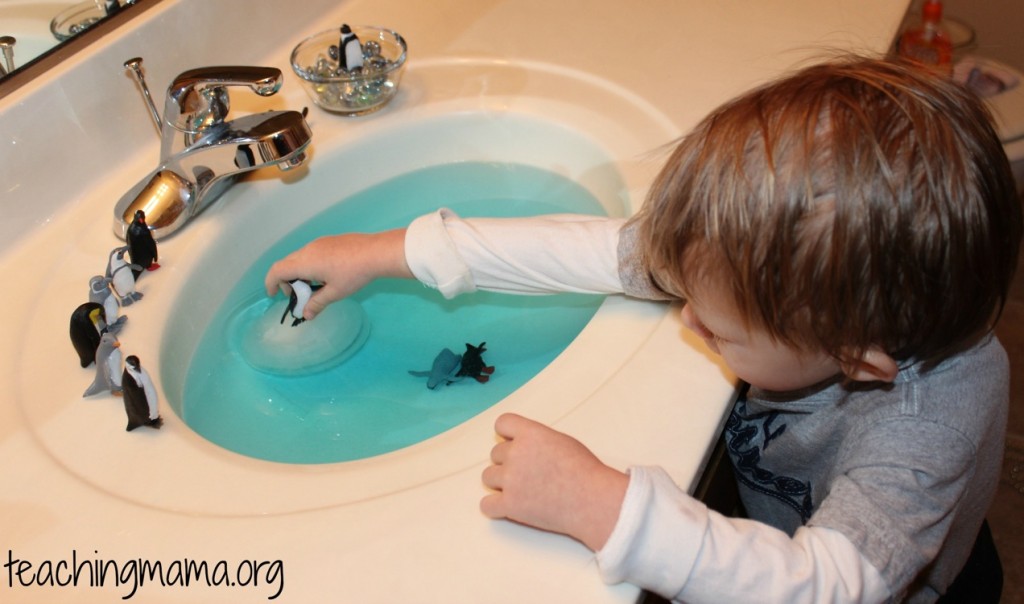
[0,0,160,97]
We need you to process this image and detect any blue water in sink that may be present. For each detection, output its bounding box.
[179,162,612,464]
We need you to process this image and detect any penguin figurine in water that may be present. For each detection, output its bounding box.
[456,342,495,383]
[70,302,105,368]
[83,332,122,396]
[338,24,364,72]
[106,246,144,306]
[88,275,127,333]
[126,210,159,279]
[122,355,162,431]
[280,279,323,327]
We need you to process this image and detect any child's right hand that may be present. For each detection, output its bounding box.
[263,228,412,321]
[480,413,629,551]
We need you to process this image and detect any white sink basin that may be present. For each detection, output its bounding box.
[17,58,735,516]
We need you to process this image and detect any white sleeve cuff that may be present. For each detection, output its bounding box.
[404,208,625,299]
[596,466,707,597]
[405,209,477,299]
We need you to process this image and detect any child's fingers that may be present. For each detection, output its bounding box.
[479,492,506,519]
[264,259,299,297]
[493,412,532,439]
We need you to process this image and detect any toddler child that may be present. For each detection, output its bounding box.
[265,56,1022,602]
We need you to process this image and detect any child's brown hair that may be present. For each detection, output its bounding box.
[638,56,1021,368]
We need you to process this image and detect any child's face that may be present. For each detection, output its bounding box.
[680,286,841,393]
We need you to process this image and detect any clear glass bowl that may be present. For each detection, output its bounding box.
[50,1,106,42]
[290,25,408,116]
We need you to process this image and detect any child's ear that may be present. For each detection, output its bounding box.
[840,347,898,383]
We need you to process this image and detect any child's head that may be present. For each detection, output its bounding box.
[639,56,1021,374]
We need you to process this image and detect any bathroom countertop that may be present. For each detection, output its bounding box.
[0,0,909,602]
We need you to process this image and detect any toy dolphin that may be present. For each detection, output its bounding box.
[408,348,464,389]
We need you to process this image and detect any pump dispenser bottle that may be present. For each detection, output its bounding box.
[897,0,954,74]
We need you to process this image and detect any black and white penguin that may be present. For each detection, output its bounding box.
[83,332,122,396]
[70,302,105,368]
[339,24,364,72]
[126,210,159,279]
[122,355,162,431]
[280,279,322,327]
[106,246,143,306]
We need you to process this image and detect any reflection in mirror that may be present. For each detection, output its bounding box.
[0,0,157,92]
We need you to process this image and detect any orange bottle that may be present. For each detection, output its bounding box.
[897,0,954,74]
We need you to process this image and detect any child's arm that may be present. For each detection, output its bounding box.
[264,228,411,321]
[265,208,667,320]
[480,417,889,602]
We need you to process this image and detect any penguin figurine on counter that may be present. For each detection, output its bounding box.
[70,302,106,368]
[338,24,364,72]
[106,246,144,306]
[126,210,159,279]
[122,355,162,431]
[83,332,122,397]
[88,275,127,333]
[280,279,323,327]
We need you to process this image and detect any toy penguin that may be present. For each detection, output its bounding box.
[456,342,495,383]
[122,355,162,431]
[280,279,323,327]
[88,275,127,333]
[70,302,105,368]
[338,24,364,72]
[101,0,121,15]
[105,246,144,306]
[125,209,159,279]
[83,332,122,397]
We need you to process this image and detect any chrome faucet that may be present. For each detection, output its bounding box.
[113,58,313,240]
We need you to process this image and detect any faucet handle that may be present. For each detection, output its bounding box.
[0,36,16,76]
[165,66,284,133]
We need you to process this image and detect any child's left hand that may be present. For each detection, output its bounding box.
[480,413,629,551]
